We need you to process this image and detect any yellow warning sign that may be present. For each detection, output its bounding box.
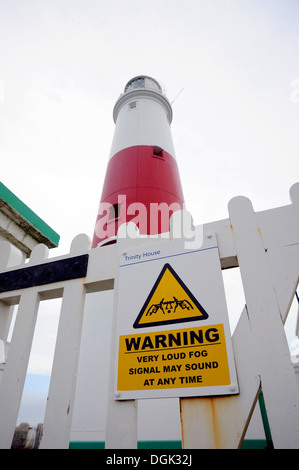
[133,263,209,329]
[117,324,231,391]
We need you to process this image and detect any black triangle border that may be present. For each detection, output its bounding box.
[133,263,209,329]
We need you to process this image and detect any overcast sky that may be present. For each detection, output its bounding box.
[1,0,299,254]
[1,0,299,424]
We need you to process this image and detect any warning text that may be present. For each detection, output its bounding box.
[117,324,231,392]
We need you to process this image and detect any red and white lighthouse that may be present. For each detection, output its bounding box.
[92,75,185,247]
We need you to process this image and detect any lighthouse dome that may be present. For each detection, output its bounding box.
[124,76,163,94]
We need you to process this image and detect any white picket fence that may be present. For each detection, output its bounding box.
[0,183,299,449]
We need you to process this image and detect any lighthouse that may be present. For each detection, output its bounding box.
[92,75,185,247]
[70,76,185,444]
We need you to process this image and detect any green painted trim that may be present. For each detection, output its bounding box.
[69,441,105,449]
[258,391,274,449]
[0,182,60,246]
[241,439,268,449]
[69,439,268,449]
[138,440,182,449]
[69,440,182,450]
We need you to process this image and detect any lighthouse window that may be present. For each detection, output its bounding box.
[132,77,145,89]
[152,146,164,160]
[126,77,145,91]
[129,101,136,109]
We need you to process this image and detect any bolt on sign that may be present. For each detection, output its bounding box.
[114,234,238,400]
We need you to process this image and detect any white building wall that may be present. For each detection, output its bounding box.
[109,97,176,160]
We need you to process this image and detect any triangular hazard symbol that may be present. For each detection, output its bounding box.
[133,263,209,329]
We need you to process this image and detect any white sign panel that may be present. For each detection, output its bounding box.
[114,234,238,400]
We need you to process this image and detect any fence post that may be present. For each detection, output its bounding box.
[0,244,48,449]
[0,241,24,343]
[40,235,90,449]
[105,223,138,449]
[228,195,299,448]
[0,289,40,449]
